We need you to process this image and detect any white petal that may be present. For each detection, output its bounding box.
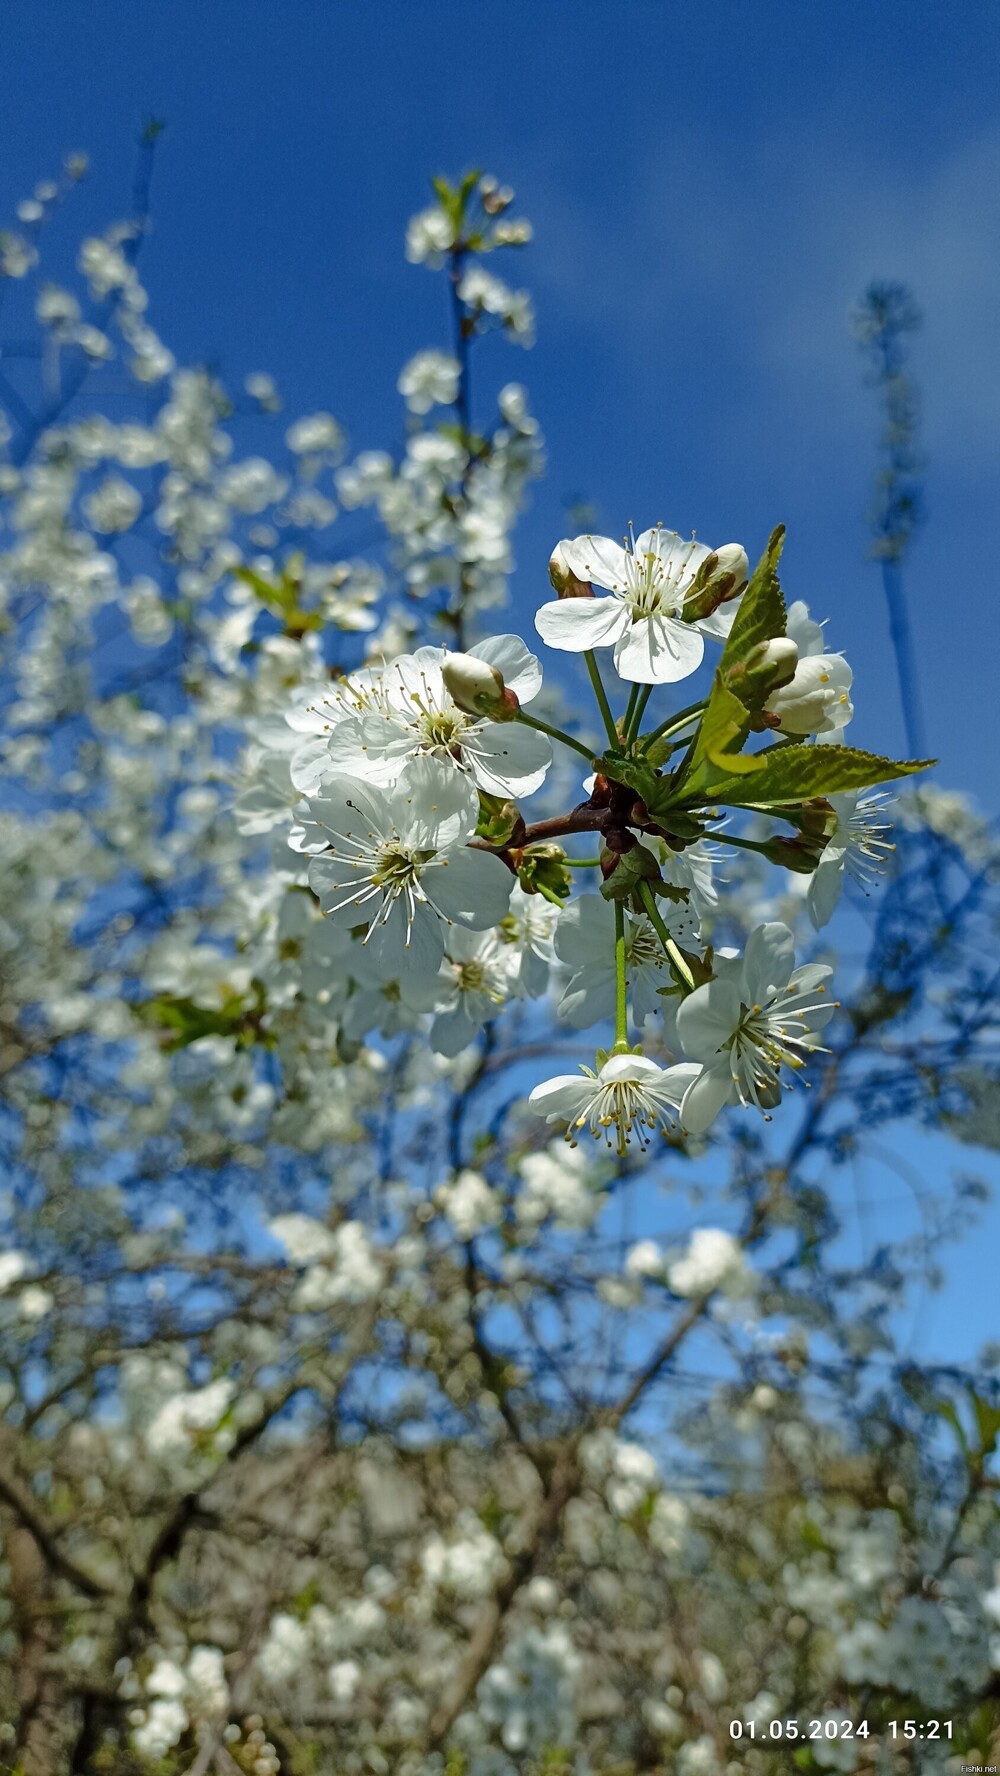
[641,529,710,585]
[425,848,513,929]
[807,856,846,930]
[697,601,740,641]
[305,774,390,843]
[430,1003,482,1056]
[534,596,627,653]
[599,1053,670,1086]
[655,1061,705,1108]
[528,1073,593,1120]
[390,758,479,849]
[742,922,795,1004]
[784,600,825,657]
[469,721,551,797]
[557,967,616,1028]
[471,633,542,702]
[289,735,341,794]
[326,714,410,782]
[369,902,444,978]
[553,894,611,966]
[560,534,632,591]
[677,979,742,1060]
[613,616,704,685]
[680,1060,734,1134]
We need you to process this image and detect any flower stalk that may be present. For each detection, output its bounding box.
[585,650,620,750]
[637,879,696,993]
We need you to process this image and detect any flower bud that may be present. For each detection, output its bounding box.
[713,544,750,594]
[725,636,799,703]
[765,654,854,736]
[681,544,750,621]
[781,798,839,842]
[548,542,593,598]
[441,652,520,721]
[757,834,827,874]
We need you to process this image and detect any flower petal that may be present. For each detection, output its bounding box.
[471,633,542,702]
[390,758,479,849]
[806,857,846,930]
[680,1060,734,1134]
[560,534,632,591]
[424,847,513,929]
[742,922,795,1004]
[468,720,551,797]
[528,1073,593,1120]
[676,978,742,1060]
[613,615,704,685]
[534,596,626,653]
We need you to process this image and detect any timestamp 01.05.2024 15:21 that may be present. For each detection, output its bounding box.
[728,1718,956,1742]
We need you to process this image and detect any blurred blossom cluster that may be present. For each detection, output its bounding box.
[0,151,996,1776]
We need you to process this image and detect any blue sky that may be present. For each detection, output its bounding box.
[2,1,998,1359]
[4,1,999,796]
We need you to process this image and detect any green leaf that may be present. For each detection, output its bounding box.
[704,743,934,807]
[133,985,272,1052]
[900,1370,970,1458]
[594,754,709,840]
[593,754,660,805]
[718,524,787,684]
[684,671,754,793]
[598,843,661,902]
[970,1389,1000,1462]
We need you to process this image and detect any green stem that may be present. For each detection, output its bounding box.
[625,683,653,744]
[564,856,601,867]
[718,832,772,857]
[584,650,620,750]
[641,698,707,750]
[637,880,697,993]
[621,683,639,741]
[515,709,595,764]
[613,900,630,1051]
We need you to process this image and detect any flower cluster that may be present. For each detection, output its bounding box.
[243,496,923,1154]
[2,153,990,1776]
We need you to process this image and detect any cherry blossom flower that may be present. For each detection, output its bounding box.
[302,758,513,976]
[765,599,854,735]
[288,635,551,800]
[535,526,747,684]
[405,926,515,1055]
[554,892,700,1028]
[529,1052,700,1154]
[397,349,460,415]
[674,922,835,1132]
[807,791,894,928]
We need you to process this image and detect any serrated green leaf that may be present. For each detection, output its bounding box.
[719,524,787,685]
[970,1390,1000,1461]
[595,754,709,839]
[684,672,754,792]
[704,743,934,807]
[593,754,660,804]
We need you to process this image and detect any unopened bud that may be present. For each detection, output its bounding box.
[713,544,750,593]
[758,834,828,875]
[549,542,593,598]
[441,652,519,721]
[783,798,838,843]
[681,543,751,622]
[765,653,854,736]
[726,636,799,703]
